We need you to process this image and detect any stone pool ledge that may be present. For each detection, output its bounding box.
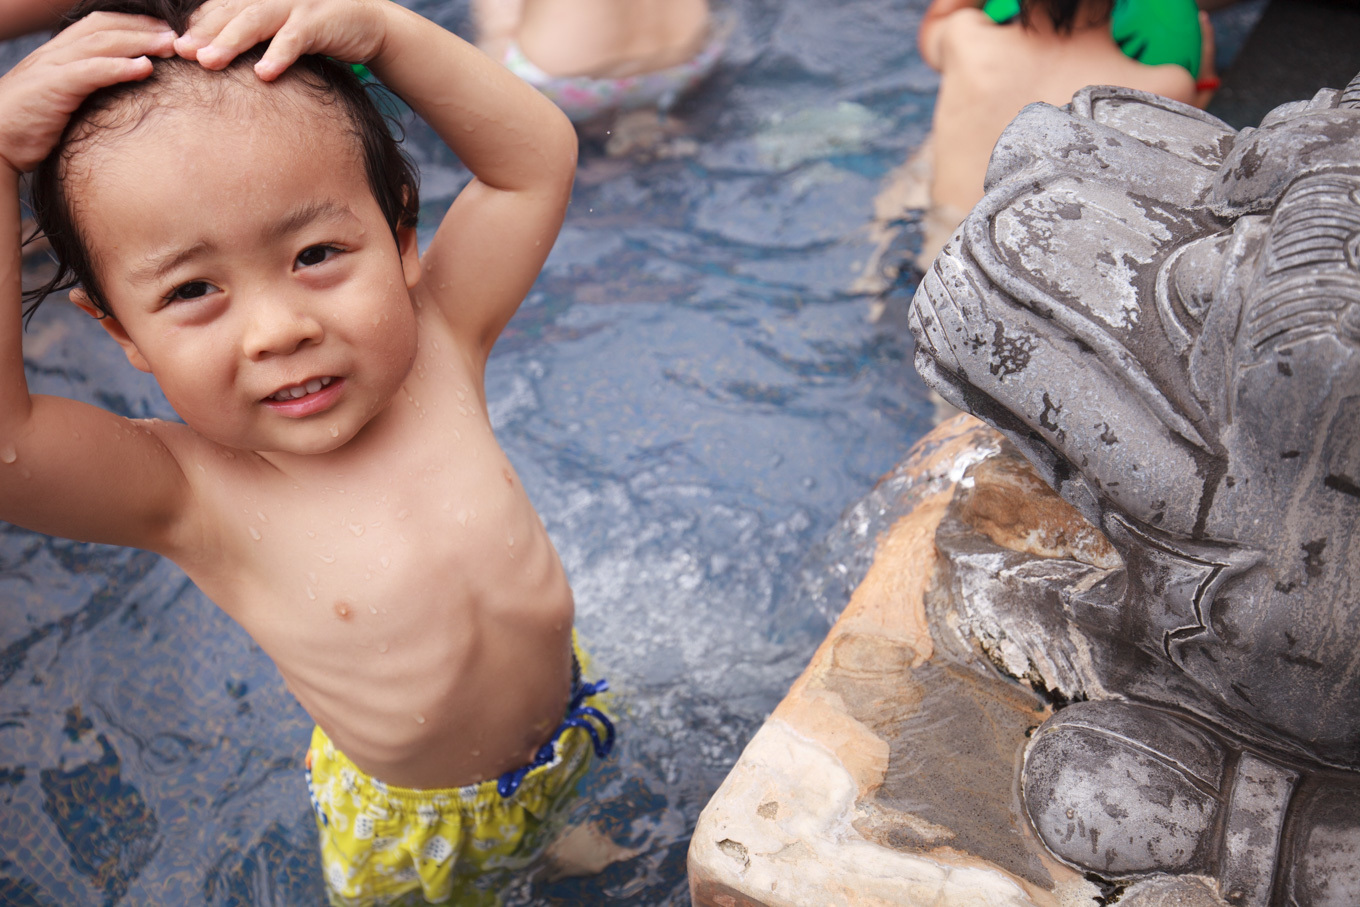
[687,416,1103,907]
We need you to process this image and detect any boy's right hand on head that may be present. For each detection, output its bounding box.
[174,0,390,82]
[0,12,176,175]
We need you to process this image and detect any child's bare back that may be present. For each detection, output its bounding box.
[0,0,601,899]
[921,0,1197,213]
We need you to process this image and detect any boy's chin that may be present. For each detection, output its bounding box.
[191,426,357,458]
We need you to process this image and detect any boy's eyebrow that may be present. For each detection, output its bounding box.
[128,241,213,286]
[263,200,358,244]
[125,201,359,286]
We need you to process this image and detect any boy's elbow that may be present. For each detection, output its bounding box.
[542,107,579,186]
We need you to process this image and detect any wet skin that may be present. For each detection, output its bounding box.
[59,80,576,790]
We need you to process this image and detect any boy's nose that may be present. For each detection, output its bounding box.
[242,301,324,360]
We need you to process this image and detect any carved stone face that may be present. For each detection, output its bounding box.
[909,87,1360,769]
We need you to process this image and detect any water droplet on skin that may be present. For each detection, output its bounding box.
[307,572,317,583]
[471,749,481,757]
[377,641,389,653]
[432,339,441,351]
[396,509,411,521]
[329,426,340,438]
[368,604,378,614]
[507,533,515,547]
[257,511,268,522]
[349,523,365,536]
[414,713,426,725]
[370,521,382,529]
[307,586,316,601]
[307,530,316,538]
[456,389,466,401]
[380,555,390,568]
[0,446,16,464]
[456,510,468,526]
[318,553,336,564]
[197,463,206,472]
[334,601,351,619]
[248,526,262,541]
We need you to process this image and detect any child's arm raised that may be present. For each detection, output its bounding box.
[178,0,578,368]
[0,15,201,553]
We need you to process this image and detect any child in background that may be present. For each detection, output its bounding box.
[0,0,612,902]
[913,0,1212,266]
[474,0,724,122]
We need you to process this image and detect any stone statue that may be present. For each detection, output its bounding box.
[909,75,1360,906]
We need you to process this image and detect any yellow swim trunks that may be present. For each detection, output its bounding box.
[305,652,614,906]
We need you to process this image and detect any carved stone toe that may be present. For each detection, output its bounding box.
[1286,782,1360,907]
[1022,700,1227,876]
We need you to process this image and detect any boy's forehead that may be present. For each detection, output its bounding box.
[84,61,350,148]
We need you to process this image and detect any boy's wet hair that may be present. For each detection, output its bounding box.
[1021,0,1114,33]
[24,0,420,320]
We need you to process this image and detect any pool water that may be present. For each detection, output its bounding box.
[0,0,1266,903]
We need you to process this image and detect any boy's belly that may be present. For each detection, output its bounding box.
[215,523,577,790]
[276,590,576,790]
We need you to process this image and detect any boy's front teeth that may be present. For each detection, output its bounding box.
[272,377,333,401]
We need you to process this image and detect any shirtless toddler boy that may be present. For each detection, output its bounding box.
[0,0,608,901]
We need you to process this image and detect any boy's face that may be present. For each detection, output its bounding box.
[66,81,421,455]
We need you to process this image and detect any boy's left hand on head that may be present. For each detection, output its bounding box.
[174,0,391,81]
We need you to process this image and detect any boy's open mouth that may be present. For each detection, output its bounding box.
[267,376,335,402]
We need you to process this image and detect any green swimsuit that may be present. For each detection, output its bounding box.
[981,0,1202,79]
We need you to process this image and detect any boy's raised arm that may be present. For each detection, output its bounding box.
[374,12,577,361]
[0,15,197,552]
[179,0,578,366]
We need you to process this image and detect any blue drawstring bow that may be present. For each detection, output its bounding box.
[497,676,615,799]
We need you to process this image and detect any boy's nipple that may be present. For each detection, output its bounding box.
[333,601,352,620]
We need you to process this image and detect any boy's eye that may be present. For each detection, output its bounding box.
[296,245,341,268]
[167,281,215,302]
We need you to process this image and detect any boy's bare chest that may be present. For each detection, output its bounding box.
[183,376,548,633]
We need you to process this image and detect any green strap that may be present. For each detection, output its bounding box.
[982,0,1021,24]
[1111,0,1201,79]
[980,0,1201,79]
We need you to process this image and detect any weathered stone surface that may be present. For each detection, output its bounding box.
[689,417,1103,906]
[908,72,1360,905]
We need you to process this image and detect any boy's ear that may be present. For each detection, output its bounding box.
[398,224,421,290]
[70,288,152,374]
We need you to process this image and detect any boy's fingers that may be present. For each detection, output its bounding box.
[52,26,177,65]
[60,10,174,37]
[194,4,287,69]
[178,0,263,55]
[254,21,313,80]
